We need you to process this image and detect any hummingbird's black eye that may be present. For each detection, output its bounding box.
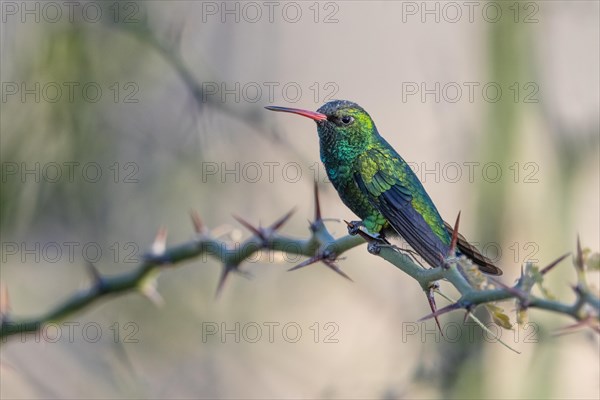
[340,115,354,125]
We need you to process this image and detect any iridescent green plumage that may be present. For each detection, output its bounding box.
[266,100,501,275]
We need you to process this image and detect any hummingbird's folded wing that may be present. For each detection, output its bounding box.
[354,148,450,269]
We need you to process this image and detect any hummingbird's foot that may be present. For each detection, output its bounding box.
[367,241,382,255]
[346,220,364,236]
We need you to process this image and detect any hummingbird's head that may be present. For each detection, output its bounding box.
[265,100,378,152]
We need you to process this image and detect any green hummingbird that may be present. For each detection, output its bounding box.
[266,100,502,275]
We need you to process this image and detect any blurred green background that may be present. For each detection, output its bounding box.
[1,1,598,399]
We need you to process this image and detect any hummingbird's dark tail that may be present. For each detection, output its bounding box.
[443,222,503,275]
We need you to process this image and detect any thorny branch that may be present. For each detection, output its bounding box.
[1,185,598,341]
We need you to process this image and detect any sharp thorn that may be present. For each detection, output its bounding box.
[288,255,321,272]
[575,235,584,271]
[553,316,600,336]
[152,227,168,256]
[313,181,322,222]
[0,283,10,319]
[540,252,571,275]
[323,259,353,281]
[449,211,461,256]
[85,261,103,285]
[140,280,164,307]
[270,207,296,231]
[215,264,235,299]
[288,254,352,281]
[418,302,462,322]
[571,284,583,295]
[425,288,444,337]
[520,264,524,277]
[232,215,263,239]
[190,209,205,234]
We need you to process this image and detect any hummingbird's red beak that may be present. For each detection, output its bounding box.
[265,106,327,121]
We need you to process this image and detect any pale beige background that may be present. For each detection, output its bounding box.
[1,1,598,399]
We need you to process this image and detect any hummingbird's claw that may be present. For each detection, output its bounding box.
[367,242,381,255]
[345,220,364,236]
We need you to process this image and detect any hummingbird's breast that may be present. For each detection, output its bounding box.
[320,146,380,222]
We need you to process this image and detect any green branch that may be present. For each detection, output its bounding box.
[1,189,598,341]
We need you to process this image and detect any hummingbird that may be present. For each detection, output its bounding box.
[266,100,502,275]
